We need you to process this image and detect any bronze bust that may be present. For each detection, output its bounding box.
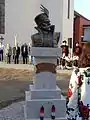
[31,4,60,47]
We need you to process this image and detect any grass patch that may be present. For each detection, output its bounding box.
[0,96,25,109]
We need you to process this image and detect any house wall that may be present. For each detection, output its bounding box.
[63,0,74,56]
[5,0,41,46]
[73,15,90,51]
[73,16,80,50]
[62,0,74,40]
[79,18,90,42]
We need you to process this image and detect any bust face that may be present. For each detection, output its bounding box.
[35,13,51,30]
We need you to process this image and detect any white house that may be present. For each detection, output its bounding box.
[0,0,74,50]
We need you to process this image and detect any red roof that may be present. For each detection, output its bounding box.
[74,11,90,21]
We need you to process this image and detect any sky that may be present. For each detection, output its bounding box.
[74,0,90,19]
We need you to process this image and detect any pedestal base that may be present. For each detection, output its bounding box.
[24,117,67,120]
[24,47,66,120]
[26,85,61,99]
[24,84,66,119]
[24,98,66,120]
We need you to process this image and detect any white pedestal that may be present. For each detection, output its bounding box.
[24,47,66,120]
[28,85,61,99]
[34,72,56,89]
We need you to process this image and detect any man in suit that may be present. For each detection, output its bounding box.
[21,43,28,64]
[13,43,20,64]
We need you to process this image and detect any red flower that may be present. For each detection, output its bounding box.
[78,76,83,87]
[79,103,89,119]
[68,88,72,98]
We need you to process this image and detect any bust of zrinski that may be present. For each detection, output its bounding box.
[31,4,60,48]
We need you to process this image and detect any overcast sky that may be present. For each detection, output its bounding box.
[74,0,90,19]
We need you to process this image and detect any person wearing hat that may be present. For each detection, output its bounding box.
[75,42,82,57]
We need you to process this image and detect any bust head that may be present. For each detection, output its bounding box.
[34,4,51,31]
[35,13,51,30]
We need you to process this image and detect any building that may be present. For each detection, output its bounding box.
[0,0,74,50]
[73,11,90,51]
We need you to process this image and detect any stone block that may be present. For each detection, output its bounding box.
[27,85,61,99]
[24,99,66,119]
[24,117,67,120]
[34,58,57,65]
[36,63,56,73]
[31,47,61,57]
[33,72,56,89]
[25,91,31,101]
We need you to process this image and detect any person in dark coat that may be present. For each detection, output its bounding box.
[61,40,69,57]
[0,42,4,61]
[21,43,28,64]
[13,43,20,64]
[73,43,82,67]
[60,40,69,69]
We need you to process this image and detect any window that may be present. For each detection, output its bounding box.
[0,0,5,34]
[68,38,72,48]
[83,28,90,42]
[67,0,70,19]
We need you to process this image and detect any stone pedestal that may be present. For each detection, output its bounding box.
[24,47,67,120]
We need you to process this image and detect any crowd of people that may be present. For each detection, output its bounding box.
[0,39,82,67]
[57,40,82,69]
[0,42,32,64]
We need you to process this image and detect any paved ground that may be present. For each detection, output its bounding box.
[0,62,34,70]
[0,62,72,73]
[0,62,72,108]
[0,101,25,120]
